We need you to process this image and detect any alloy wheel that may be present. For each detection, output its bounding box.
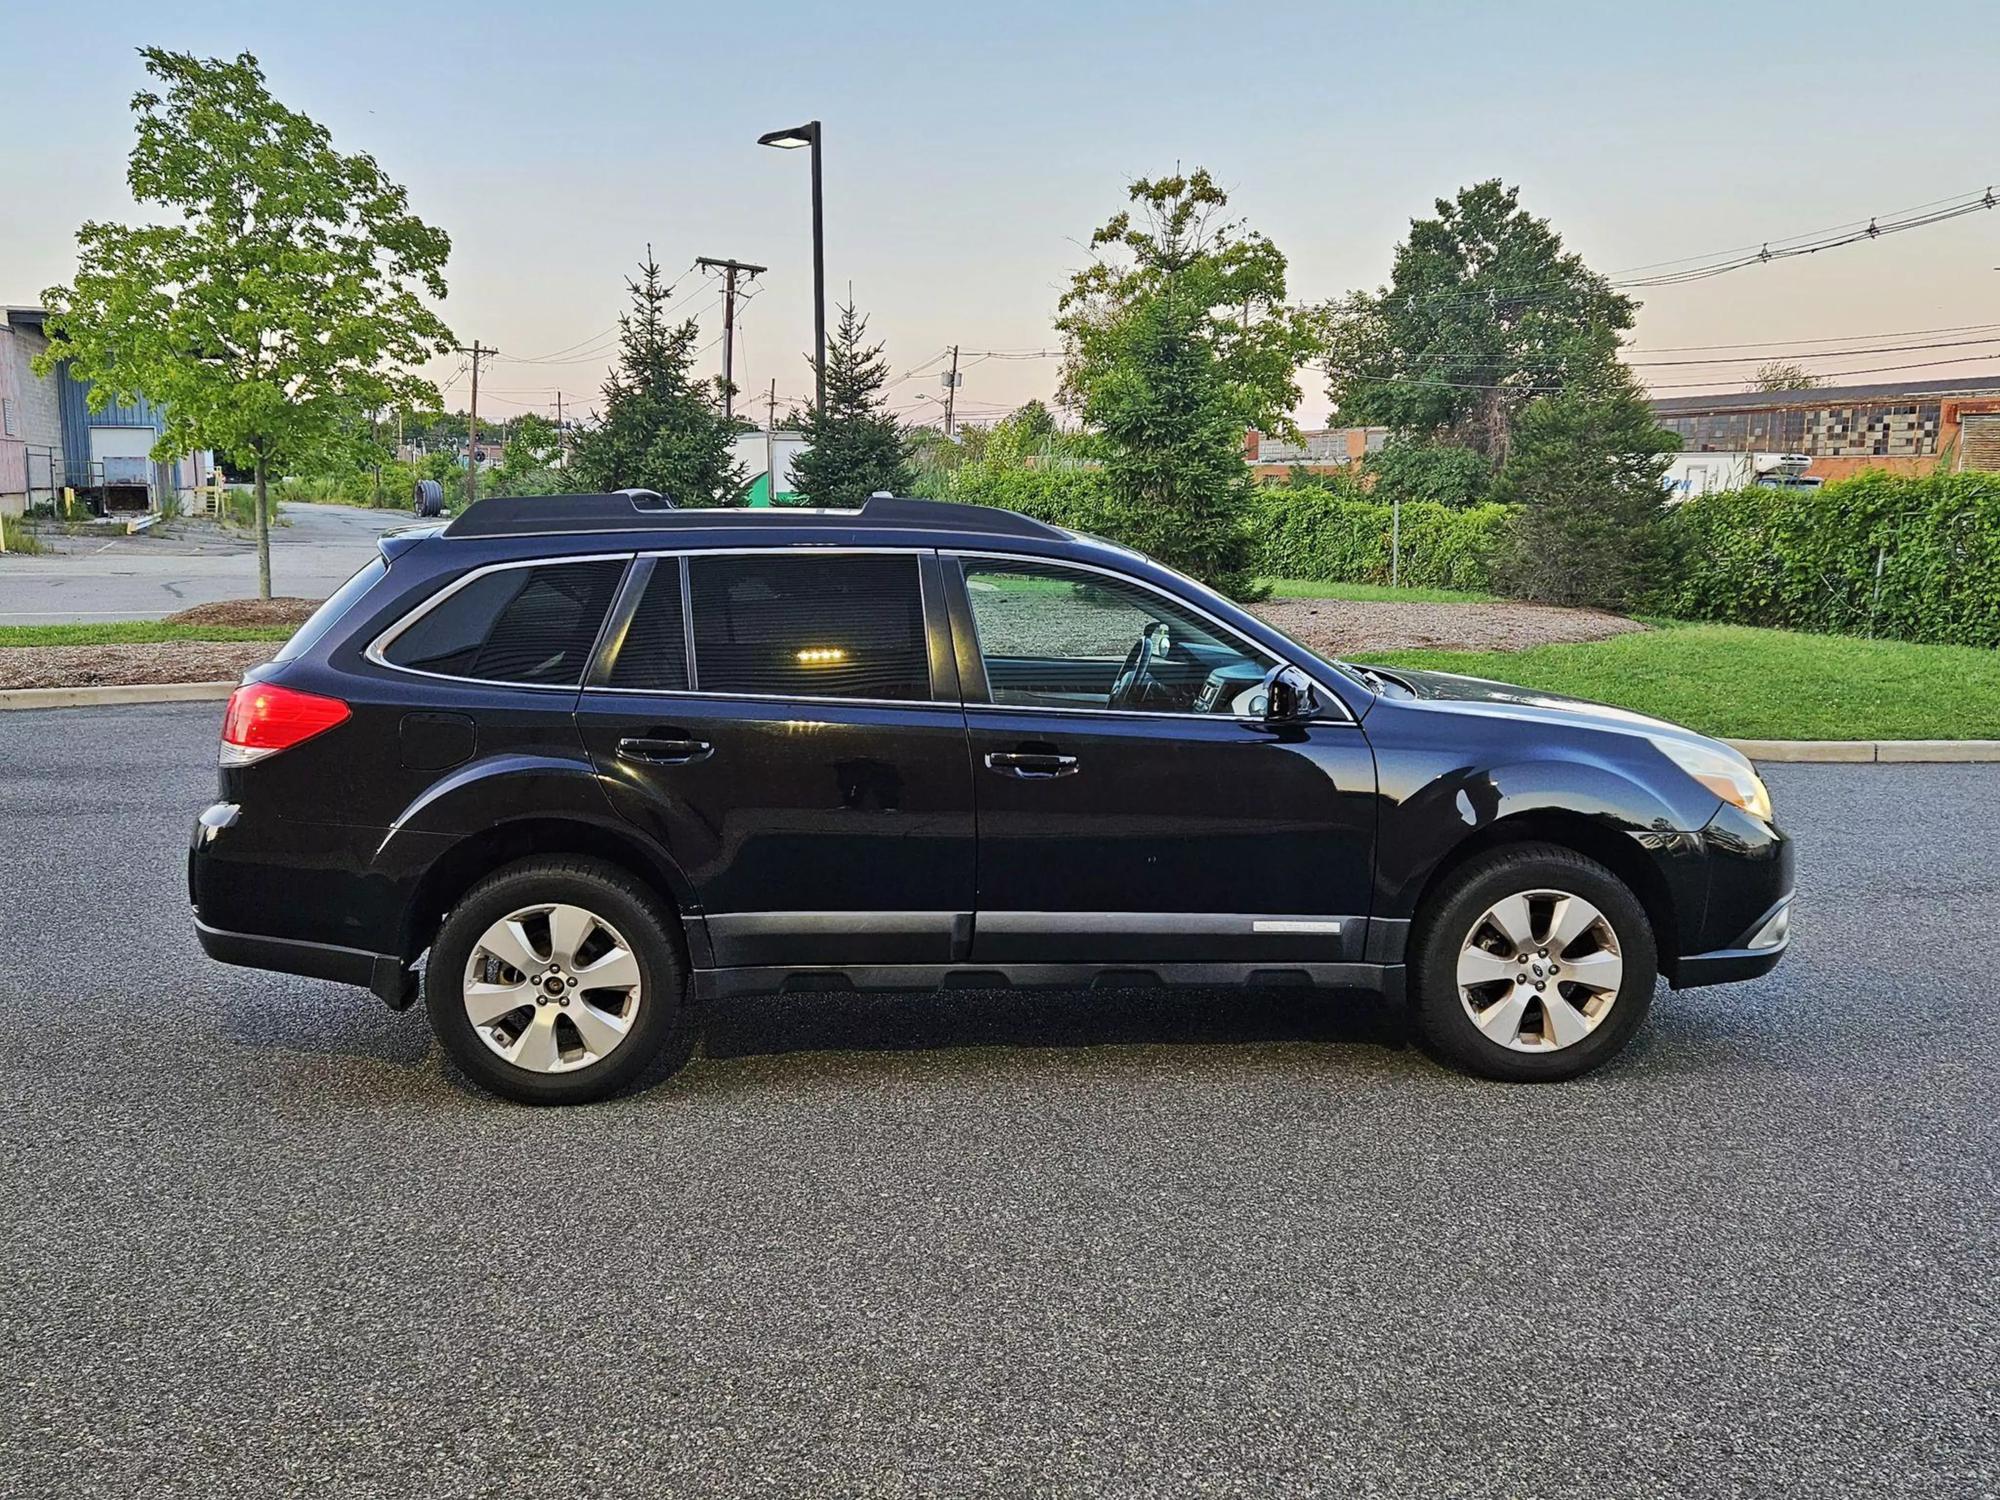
[462,903,643,1073]
[1455,888,1624,1053]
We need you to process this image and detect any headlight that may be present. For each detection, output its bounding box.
[1650,736,1773,822]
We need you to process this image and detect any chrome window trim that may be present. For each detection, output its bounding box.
[364,552,635,690]
[947,548,1355,726]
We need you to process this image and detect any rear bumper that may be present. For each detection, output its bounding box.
[194,916,418,1007]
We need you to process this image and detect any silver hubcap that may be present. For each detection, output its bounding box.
[463,903,642,1073]
[1456,888,1624,1053]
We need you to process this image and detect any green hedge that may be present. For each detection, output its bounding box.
[1655,471,2000,647]
[947,462,1120,534]
[1250,488,1514,591]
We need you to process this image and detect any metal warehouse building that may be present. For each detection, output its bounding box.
[0,305,210,518]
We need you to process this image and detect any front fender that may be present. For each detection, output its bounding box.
[1373,750,1703,923]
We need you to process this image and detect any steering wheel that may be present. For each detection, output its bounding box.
[1108,622,1167,709]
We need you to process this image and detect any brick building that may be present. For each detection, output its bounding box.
[1243,426,1390,483]
[1650,376,2000,482]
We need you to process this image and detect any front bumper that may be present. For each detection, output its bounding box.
[1670,892,1792,988]
[1668,801,1795,990]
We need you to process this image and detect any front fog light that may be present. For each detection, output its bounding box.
[1747,903,1791,950]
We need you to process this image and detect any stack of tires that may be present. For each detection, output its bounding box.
[413,480,445,518]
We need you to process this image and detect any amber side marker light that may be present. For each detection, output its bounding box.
[220,683,352,766]
[796,647,848,666]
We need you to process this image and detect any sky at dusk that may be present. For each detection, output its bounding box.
[6,0,1999,431]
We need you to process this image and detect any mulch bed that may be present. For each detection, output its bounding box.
[0,643,275,691]
[1251,599,1646,657]
[165,597,321,627]
[1,599,1646,693]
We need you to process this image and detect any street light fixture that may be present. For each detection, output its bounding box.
[758,120,825,413]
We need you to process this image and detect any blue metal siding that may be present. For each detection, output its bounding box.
[55,360,167,474]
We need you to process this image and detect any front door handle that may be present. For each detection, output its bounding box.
[984,750,1079,779]
[617,736,714,766]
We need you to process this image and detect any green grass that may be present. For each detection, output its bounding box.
[0,622,295,648]
[1262,577,1498,604]
[1367,620,2000,741]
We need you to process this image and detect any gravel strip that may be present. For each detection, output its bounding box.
[1252,599,1646,656]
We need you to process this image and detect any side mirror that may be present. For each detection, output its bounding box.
[1258,664,1321,726]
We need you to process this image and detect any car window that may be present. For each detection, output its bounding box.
[275,556,387,663]
[381,558,625,685]
[687,553,931,701]
[607,560,690,691]
[960,557,1275,714]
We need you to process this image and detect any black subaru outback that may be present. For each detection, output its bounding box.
[190,493,1792,1104]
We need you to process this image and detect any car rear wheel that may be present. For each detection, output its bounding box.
[426,856,688,1104]
[1410,844,1656,1082]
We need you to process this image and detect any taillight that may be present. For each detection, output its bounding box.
[220,683,351,766]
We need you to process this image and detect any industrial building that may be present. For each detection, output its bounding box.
[1650,375,2000,482]
[0,305,211,518]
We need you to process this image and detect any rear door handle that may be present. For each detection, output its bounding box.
[617,736,714,765]
[984,751,1078,779]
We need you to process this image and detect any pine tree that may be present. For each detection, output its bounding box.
[572,250,744,502]
[787,301,914,506]
[1491,364,1680,611]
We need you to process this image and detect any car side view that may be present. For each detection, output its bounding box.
[190,493,1793,1103]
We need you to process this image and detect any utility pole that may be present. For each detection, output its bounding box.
[765,378,778,504]
[942,344,961,439]
[554,390,565,468]
[461,340,497,507]
[695,256,767,421]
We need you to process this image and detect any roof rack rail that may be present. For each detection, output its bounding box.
[441,492,1068,540]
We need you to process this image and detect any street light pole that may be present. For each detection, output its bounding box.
[758,120,826,413]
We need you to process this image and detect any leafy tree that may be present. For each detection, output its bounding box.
[1365,438,1492,508]
[786,300,914,506]
[1749,361,1820,393]
[1490,365,1680,610]
[571,250,744,503]
[1323,181,1634,464]
[1057,170,1316,598]
[37,49,453,596]
[490,412,565,497]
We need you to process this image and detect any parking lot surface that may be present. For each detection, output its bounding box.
[0,502,409,623]
[1,704,1992,1499]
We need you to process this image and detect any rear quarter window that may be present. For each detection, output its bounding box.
[379,558,626,685]
[273,557,389,663]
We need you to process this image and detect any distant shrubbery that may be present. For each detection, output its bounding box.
[1656,471,2000,648]
[952,454,2000,649]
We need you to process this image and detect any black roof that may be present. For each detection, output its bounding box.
[442,493,1066,541]
[1651,374,2000,416]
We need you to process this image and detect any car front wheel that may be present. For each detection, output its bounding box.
[1410,844,1657,1082]
[426,856,688,1104]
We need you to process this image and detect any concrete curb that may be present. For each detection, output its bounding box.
[0,684,1995,763]
[0,680,237,712]
[1727,738,2000,764]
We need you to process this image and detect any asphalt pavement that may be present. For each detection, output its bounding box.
[0,502,412,622]
[0,703,1993,1498]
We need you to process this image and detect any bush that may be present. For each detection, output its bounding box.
[1251,485,1514,590]
[948,461,1120,534]
[1655,470,2000,647]
[1,513,44,554]
[1365,439,1493,508]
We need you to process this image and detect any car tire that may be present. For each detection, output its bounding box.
[425,856,688,1105]
[1409,843,1657,1083]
